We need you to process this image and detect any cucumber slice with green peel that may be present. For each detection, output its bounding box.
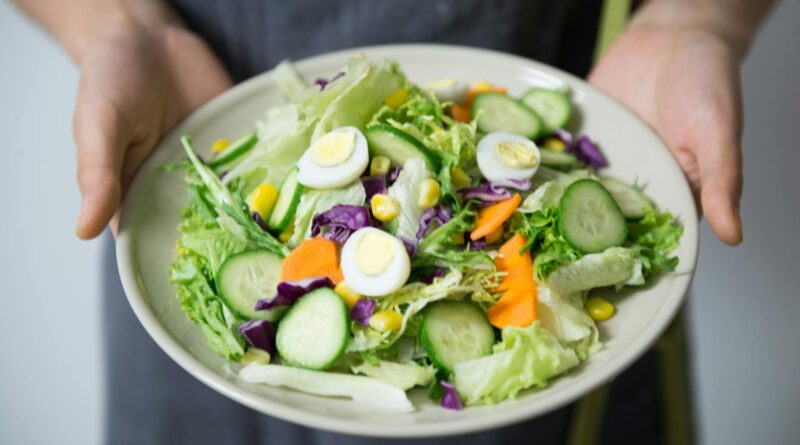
[208,133,258,169]
[558,179,628,253]
[218,250,284,321]
[365,124,440,172]
[600,177,655,220]
[420,301,495,375]
[275,288,350,370]
[267,167,303,234]
[539,149,579,172]
[472,92,542,139]
[521,89,572,134]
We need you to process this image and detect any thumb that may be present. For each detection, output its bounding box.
[696,124,744,246]
[73,91,128,239]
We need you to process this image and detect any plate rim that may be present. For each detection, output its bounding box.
[116,43,699,437]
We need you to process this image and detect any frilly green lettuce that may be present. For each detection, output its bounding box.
[536,284,601,360]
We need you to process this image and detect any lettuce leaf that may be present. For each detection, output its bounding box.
[536,284,601,360]
[387,158,432,242]
[629,208,683,278]
[350,359,436,390]
[178,213,249,277]
[413,202,494,271]
[545,247,643,294]
[288,180,366,247]
[454,321,579,405]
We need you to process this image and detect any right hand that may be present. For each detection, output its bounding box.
[73,17,231,239]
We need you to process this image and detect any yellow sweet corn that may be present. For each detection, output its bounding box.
[212,139,231,153]
[371,194,400,222]
[417,179,441,208]
[486,225,504,244]
[450,166,472,189]
[240,347,271,365]
[334,281,362,309]
[249,184,278,218]
[451,232,465,245]
[384,89,409,109]
[369,310,403,332]
[586,297,615,322]
[370,156,391,176]
[543,138,566,152]
[278,218,295,243]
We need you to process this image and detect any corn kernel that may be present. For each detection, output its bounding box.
[486,225,504,244]
[240,347,271,365]
[249,184,278,218]
[384,89,409,109]
[176,246,186,255]
[212,139,231,153]
[371,194,400,222]
[543,138,566,152]
[417,179,441,208]
[369,310,403,332]
[450,167,472,190]
[586,297,615,322]
[278,218,295,243]
[472,81,493,91]
[335,281,362,309]
[370,156,391,176]
[451,232,465,245]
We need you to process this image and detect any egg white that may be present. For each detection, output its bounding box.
[426,79,469,104]
[296,126,369,189]
[476,132,541,182]
[340,227,411,297]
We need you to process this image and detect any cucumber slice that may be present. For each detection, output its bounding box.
[420,301,495,375]
[275,288,350,370]
[520,88,572,134]
[267,167,303,233]
[558,179,628,253]
[472,92,542,139]
[365,124,440,172]
[539,148,579,172]
[600,177,655,220]
[218,250,284,321]
[208,133,258,169]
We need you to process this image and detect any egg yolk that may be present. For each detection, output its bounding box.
[311,131,356,167]
[355,231,396,276]
[495,141,538,168]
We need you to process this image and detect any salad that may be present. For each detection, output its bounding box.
[168,56,682,412]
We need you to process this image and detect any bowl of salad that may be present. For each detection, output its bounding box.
[116,44,698,437]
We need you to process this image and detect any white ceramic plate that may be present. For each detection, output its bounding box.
[116,44,698,438]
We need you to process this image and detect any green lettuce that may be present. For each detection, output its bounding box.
[545,247,643,295]
[387,158,432,242]
[629,208,683,278]
[288,180,366,247]
[413,202,494,271]
[536,284,601,360]
[454,321,580,405]
[350,359,436,390]
[177,212,249,277]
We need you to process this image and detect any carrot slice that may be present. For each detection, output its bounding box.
[488,234,537,328]
[470,194,521,241]
[450,103,471,123]
[487,287,536,329]
[280,237,344,284]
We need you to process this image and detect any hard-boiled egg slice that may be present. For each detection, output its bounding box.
[476,132,541,182]
[341,227,410,297]
[296,127,369,189]
[426,79,469,104]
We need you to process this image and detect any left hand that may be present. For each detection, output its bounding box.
[590,20,744,245]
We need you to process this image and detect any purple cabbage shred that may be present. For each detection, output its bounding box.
[254,276,334,311]
[421,268,446,284]
[440,381,463,410]
[311,205,372,244]
[468,238,487,251]
[237,320,276,357]
[350,299,377,327]
[252,212,269,232]
[416,205,453,240]
[361,175,388,202]
[554,129,608,169]
[313,71,344,91]
[388,166,403,183]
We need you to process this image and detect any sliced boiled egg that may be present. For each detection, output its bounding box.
[476,132,541,182]
[341,227,411,297]
[426,78,469,104]
[296,127,369,189]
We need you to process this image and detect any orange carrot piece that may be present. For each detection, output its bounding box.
[487,287,536,329]
[470,194,521,241]
[449,103,471,123]
[488,233,537,328]
[280,237,344,284]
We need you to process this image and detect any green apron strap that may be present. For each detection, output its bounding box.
[594,0,632,60]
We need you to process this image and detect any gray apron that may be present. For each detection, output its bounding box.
[102,1,691,443]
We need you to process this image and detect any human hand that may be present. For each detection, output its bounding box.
[73,16,231,239]
[589,14,748,245]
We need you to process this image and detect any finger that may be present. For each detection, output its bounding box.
[696,123,744,245]
[73,91,128,240]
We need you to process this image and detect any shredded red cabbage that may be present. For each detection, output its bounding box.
[493,178,532,191]
[237,320,276,357]
[554,129,608,169]
[254,276,334,311]
[361,175,388,202]
[388,166,403,183]
[416,205,453,240]
[350,298,376,327]
[311,205,372,244]
[461,179,531,204]
[468,238,487,251]
[440,381,463,410]
[252,212,269,232]
[421,267,446,284]
[313,71,344,90]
